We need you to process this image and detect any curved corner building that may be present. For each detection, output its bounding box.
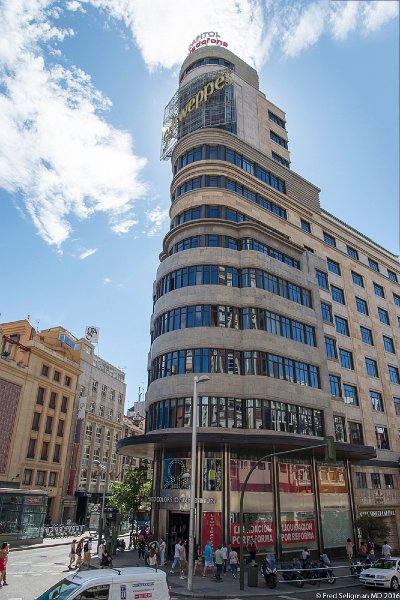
[118,46,400,555]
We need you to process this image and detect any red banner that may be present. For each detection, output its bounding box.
[229,459,272,492]
[279,463,313,493]
[281,520,316,544]
[230,521,274,547]
[202,512,222,549]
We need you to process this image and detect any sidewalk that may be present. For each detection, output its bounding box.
[111,549,362,599]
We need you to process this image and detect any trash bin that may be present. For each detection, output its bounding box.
[247,565,259,587]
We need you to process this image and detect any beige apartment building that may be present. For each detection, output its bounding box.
[118,46,400,555]
[0,320,80,521]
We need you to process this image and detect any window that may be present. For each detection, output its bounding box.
[85,424,93,440]
[53,370,61,382]
[36,387,45,405]
[378,308,390,325]
[375,426,389,449]
[272,152,290,168]
[393,396,400,416]
[101,384,107,397]
[368,258,379,272]
[388,270,398,283]
[360,326,373,345]
[270,130,288,149]
[331,285,345,304]
[321,302,333,322]
[393,293,400,307]
[355,472,367,488]
[118,393,123,403]
[343,384,358,405]
[53,444,61,462]
[371,473,381,489]
[370,391,384,411]
[49,391,57,409]
[335,316,349,336]
[325,337,337,359]
[26,439,36,459]
[96,427,102,442]
[316,270,328,289]
[32,412,41,431]
[61,396,68,413]
[389,365,400,384]
[23,469,33,485]
[41,441,49,461]
[339,348,354,369]
[327,259,341,275]
[41,364,49,377]
[398,316,400,327]
[323,232,336,247]
[351,271,363,287]
[374,283,385,298]
[301,220,311,233]
[365,358,379,378]
[45,416,53,434]
[92,380,98,392]
[334,415,346,442]
[384,474,394,489]
[269,110,286,129]
[356,297,369,315]
[348,422,363,445]
[48,472,57,487]
[383,336,395,353]
[36,470,46,486]
[110,389,115,401]
[57,420,64,437]
[64,375,71,387]
[108,409,113,420]
[89,402,96,414]
[347,246,359,260]
[329,374,341,396]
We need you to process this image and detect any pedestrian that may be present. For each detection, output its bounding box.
[193,544,202,575]
[138,535,146,560]
[301,547,310,564]
[179,540,187,580]
[202,540,214,578]
[97,539,105,566]
[100,548,113,569]
[221,542,228,574]
[247,537,258,566]
[158,537,166,566]
[148,547,158,569]
[0,543,9,587]
[82,537,92,567]
[215,545,224,582]
[382,541,392,559]
[367,539,375,554]
[68,539,77,570]
[75,538,84,568]
[359,541,367,559]
[229,547,238,579]
[345,538,354,561]
[170,539,182,574]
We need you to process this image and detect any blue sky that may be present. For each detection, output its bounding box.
[0,0,398,408]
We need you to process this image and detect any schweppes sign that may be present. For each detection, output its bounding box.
[162,70,233,146]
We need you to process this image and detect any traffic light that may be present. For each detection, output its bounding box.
[324,436,336,461]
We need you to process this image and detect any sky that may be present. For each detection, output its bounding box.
[0,0,398,409]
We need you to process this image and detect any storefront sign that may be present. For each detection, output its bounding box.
[230,459,272,492]
[318,465,348,494]
[202,512,222,548]
[149,495,215,505]
[359,510,395,517]
[230,521,274,547]
[279,463,313,493]
[188,32,228,54]
[281,520,316,544]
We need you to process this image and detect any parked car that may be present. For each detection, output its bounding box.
[360,557,400,590]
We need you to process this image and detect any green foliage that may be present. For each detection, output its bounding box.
[354,516,390,541]
[108,465,152,518]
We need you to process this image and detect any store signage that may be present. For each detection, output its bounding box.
[230,459,272,492]
[149,495,216,504]
[279,463,313,493]
[202,512,222,548]
[188,32,228,54]
[162,70,233,146]
[318,465,348,494]
[231,521,274,547]
[359,510,395,517]
[281,520,316,544]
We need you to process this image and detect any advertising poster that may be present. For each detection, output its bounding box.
[279,463,313,493]
[318,465,348,494]
[202,512,222,549]
[203,458,222,491]
[281,519,316,544]
[163,457,191,489]
[229,459,272,492]
[230,520,274,547]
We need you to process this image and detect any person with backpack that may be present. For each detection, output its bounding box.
[82,538,92,567]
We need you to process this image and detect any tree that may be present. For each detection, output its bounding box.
[108,465,152,519]
[354,516,390,542]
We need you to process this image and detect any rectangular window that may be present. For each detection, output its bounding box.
[57,420,64,437]
[331,285,345,304]
[36,387,45,405]
[64,375,71,387]
[343,384,358,405]
[272,151,290,168]
[49,391,57,409]
[323,232,336,247]
[335,316,349,336]
[360,326,373,345]
[393,396,400,416]
[369,258,379,272]
[270,130,288,149]
[374,283,385,298]
[321,302,333,322]
[375,426,389,449]
[61,396,68,413]
[355,472,367,488]
[23,469,33,485]
[268,110,286,129]
[32,412,41,431]
[352,271,363,287]
[36,470,46,486]
[316,270,328,289]
[393,293,400,307]
[347,246,359,260]
[388,270,398,283]
[356,297,369,315]
[48,471,57,487]
[325,337,337,359]
[301,219,311,233]
[348,422,363,445]
[329,374,341,396]
[45,416,52,434]
[384,474,394,489]
[371,473,381,489]
[334,415,346,442]
[339,348,354,369]
[53,444,61,462]
[389,366,400,384]
[53,370,61,382]
[41,364,49,377]
[26,439,36,459]
[327,258,341,275]
[378,308,390,325]
[41,441,49,461]
[366,358,379,378]
[383,336,395,353]
[370,390,384,411]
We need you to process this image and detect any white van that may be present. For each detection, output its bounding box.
[35,567,171,600]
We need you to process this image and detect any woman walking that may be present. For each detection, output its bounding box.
[75,538,84,569]
[0,543,9,587]
[179,540,187,580]
[68,539,77,570]
[159,538,166,566]
[229,547,239,579]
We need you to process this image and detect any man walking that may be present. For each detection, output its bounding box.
[202,540,214,578]
[215,545,224,582]
[170,539,182,574]
[382,541,392,559]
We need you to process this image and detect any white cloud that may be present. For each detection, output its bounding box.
[66,1,86,11]
[79,248,98,259]
[103,277,112,284]
[111,217,138,234]
[330,1,359,40]
[145,206,169,237]
[362,0,399,33]
[282,2,326,58]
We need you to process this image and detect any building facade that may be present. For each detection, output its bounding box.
[118,46,400,554]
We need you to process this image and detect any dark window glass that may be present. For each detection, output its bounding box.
[53,444,61,462]
[325,337,337,359]
[327,259,341,275]
[347,246,359,260]
[301,220,311,233]
[316,270,328,289]
[36,470,46,486]
[378,308,390,325]
[23,469,33,485]
[272,152,290,168]
[45,416,52,434]
[26,439,36,459]
[335,316,349,336]
[270,130,288,149]
[389,366,400,384]
[331,285,345,304]
[360,326,373,345]
[323,232,336,247]
[321,302,333,322]
[352,271,363,287]
[371,473,381,489]
[348,422,363,445]
[339,349,354,369]
[49,391,57,409]
[57,420,64,437]
[393,396,400,416]
[375,426,389,449]
[41,364,49,377]
[393,293,400,307]
[334,416,346,442]
[384,474,394,489]
[36,387,45,405]
[268,111,286,129]
[61,396,68,413]
[383,336,395,353]
[388,270,398,283]
[370,391,384,411]
[329,375,341,396]
[374,283,385,298]
[365,358,379,378]
[32,412,41,431]
[356,297,369,315]
[368,258,379,272]
[356,472,367,488]
[343,384,358,405]
[41,441,49,461]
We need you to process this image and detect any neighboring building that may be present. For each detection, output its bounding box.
[38,328,126,524]
[121,412,152,479]
[117,46,400,553]
[0,320,80,522]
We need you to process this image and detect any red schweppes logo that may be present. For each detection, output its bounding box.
[188,31,229,54]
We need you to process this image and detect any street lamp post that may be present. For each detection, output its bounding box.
[187,375,210,593]
[92,459,109,552]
